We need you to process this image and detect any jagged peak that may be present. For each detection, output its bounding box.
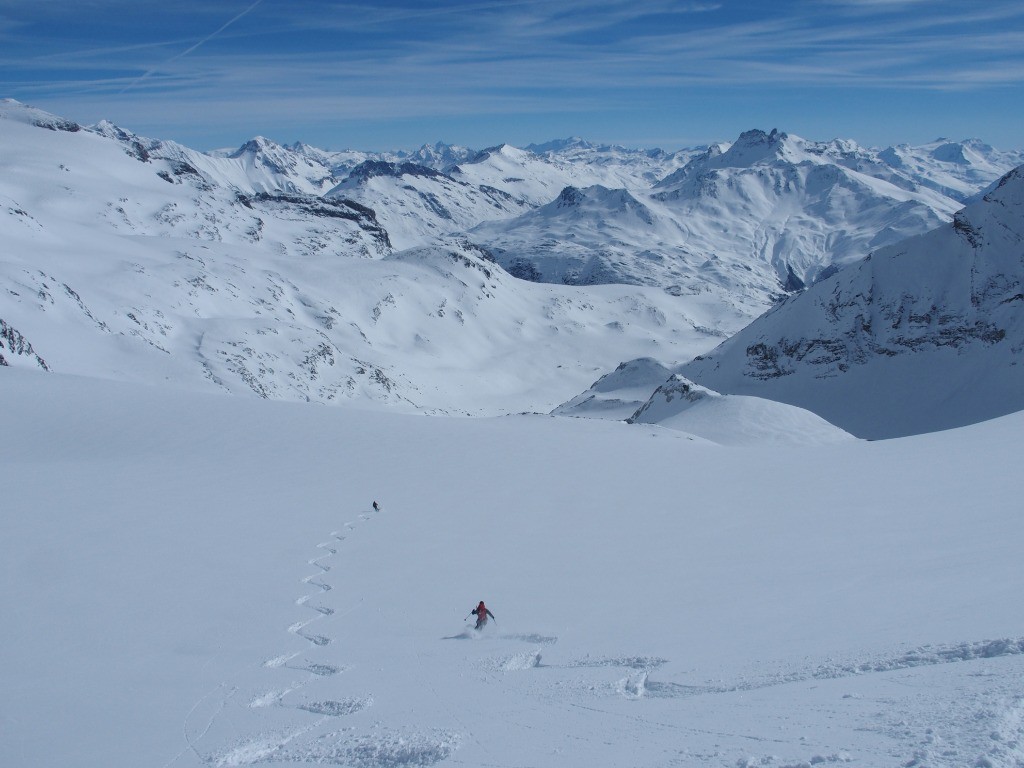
[403,141,475,171]
[87,119,154,145]
[416,140,466,153]
[231,136,286,157]
[716,128,798,166]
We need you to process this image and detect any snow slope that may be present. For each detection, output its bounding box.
[325,161,531,250]
[4,367,1024,768]
[553,366,853,445]
[678,166,1024,439]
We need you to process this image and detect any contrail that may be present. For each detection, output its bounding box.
[120,0,266,94]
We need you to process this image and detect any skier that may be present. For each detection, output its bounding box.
[470,600,495,630]
[372,501,380,512]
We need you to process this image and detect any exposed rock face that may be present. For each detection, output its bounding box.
[0,319,49,370]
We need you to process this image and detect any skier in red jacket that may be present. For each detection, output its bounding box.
[471,600,495,630]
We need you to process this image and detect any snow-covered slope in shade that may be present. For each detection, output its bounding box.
[679,165,1024,439]
[4,367,1024,767]
[471,184,682,284]
[628,375,854,446]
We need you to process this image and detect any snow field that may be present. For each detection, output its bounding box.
[3,367,1024,766]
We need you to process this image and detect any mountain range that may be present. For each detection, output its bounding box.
[2,97,1022,436]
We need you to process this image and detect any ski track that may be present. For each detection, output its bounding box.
[472,637,1024,767]
[188,503,396,766]
[485,637,1024,704]
[648,638,1024,701]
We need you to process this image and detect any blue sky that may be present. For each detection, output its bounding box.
[2,0,1022,152]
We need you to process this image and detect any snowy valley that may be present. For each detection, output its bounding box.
[3,97,1024,768]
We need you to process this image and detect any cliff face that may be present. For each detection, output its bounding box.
[0,318,49,370]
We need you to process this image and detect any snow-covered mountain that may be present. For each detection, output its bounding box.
[878,137,1024,202]
[0,99,736,415]
[402,140,477,170]
[653,129,962,281]
[4,98,1023,431]
[478,130,987,303]
[675,166,1024,439]
[450,140,697,204]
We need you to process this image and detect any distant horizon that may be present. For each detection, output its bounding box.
[2,1,1022,153]
[6,96,1017,158]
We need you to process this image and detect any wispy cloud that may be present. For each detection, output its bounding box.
[2,0,1021,148]
[119,0,264,94]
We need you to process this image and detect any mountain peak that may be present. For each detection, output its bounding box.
[718,128,794,165]
[231,136,285,157]
[465,143,532,165]
[555,186,586,207]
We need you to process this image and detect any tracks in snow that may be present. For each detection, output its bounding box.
[186,503,388,767]
[214,500,458,767]
[486,638,1024,707]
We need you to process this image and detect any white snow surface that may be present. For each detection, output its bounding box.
[3,367,1024,768]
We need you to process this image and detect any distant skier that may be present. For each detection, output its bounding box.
[372,501,380,512]
[470,600,495,630]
